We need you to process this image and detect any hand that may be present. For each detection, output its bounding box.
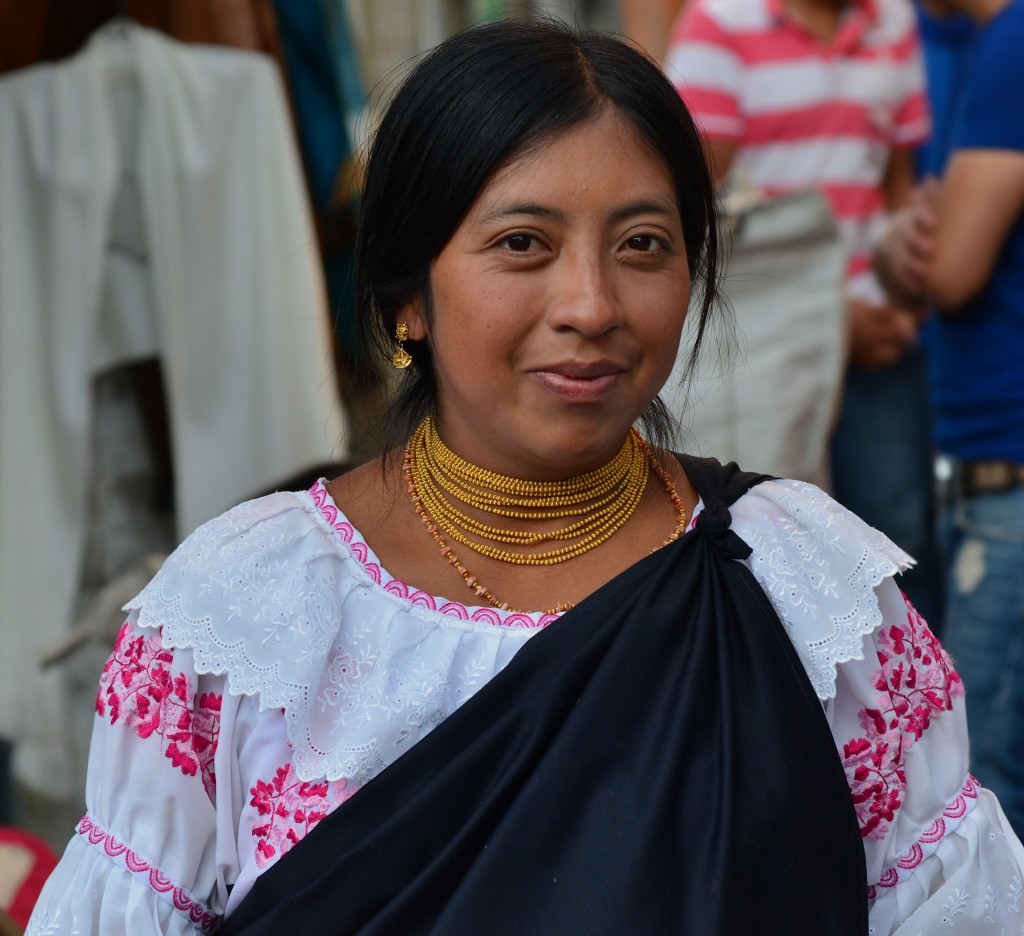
[847,299,919,371]
[875,177,940,304]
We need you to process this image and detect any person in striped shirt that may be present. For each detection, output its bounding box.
[665,0,941,619]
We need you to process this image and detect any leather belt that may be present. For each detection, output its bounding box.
[959,460,1024,497]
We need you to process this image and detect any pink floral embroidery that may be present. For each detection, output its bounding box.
[841,596,964,839]
[309,481,561,628]
[249,763,358,868]
[77,814,217,931]
[96,622,222,801]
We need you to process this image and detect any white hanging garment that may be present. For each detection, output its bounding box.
[0,21,346,796]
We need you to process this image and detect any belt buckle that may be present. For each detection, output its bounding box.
[963,460,1016,495]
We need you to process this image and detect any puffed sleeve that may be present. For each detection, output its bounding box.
[827,580,1024,933]
[26,617,251,935]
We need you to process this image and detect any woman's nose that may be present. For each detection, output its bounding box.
[545,255,623,337]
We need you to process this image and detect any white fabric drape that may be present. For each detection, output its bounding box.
[0,22,346,795]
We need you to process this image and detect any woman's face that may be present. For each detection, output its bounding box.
[403,108,692,479]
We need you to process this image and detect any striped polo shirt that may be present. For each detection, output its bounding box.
[666,0,930,301]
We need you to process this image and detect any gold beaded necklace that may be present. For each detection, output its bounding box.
[403,415,688,613]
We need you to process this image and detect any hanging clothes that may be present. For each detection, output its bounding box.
[0,1,285,76]
[0,20,346,797]
[272,0,365,360]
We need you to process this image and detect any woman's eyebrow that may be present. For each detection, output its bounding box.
[476,203,568,224]
[607,200,679,223]
[475,200,678,225]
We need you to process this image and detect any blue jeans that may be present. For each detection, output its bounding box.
[941,483,1024,835]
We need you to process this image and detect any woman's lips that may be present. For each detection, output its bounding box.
[529,363,626,402]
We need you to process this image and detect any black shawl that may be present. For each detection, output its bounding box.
[220,456,866,935]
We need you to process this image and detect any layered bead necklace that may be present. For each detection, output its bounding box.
[403,415,687,613]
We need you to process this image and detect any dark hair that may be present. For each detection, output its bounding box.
[356,18,722,453]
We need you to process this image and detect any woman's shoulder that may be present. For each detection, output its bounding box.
[730,476,912,572]
[727,477,915,700]
[144,461,400,580]
[140,484,344,582]
[121,483,368,681]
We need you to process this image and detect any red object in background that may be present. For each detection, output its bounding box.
[0,826,59,929]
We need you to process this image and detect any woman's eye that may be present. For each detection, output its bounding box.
[501,234,535,252]
[625,234,664,253]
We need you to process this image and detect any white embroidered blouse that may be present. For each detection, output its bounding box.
[27,479,1024,935]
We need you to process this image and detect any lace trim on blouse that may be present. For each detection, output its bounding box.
[125,490,552,783]
[730,479,913,700]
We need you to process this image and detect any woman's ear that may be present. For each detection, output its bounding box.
[400,297,429,342]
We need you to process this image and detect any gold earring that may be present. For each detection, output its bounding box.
[392,322,413,369]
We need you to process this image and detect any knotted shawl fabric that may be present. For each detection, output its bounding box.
[221,457,867,935]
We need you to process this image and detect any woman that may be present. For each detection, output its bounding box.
[28,19,1024,936]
